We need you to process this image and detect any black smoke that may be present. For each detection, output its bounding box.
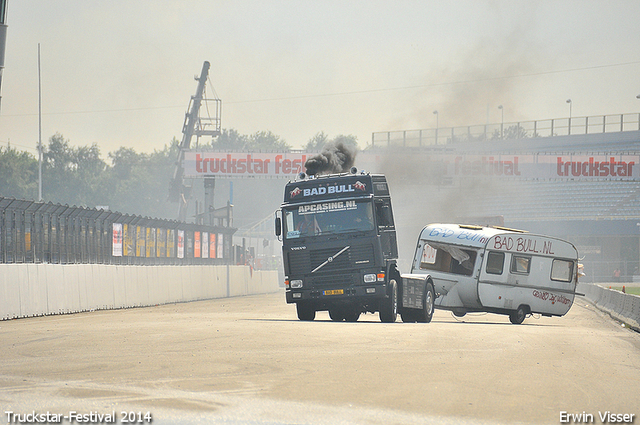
[304,141,357,176]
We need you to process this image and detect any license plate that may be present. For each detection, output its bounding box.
[323,289,344,296]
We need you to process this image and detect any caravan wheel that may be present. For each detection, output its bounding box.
[509,305,527,324]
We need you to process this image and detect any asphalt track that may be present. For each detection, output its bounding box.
[1,290,639,425]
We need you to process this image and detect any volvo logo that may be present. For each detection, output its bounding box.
[311,246,350,273]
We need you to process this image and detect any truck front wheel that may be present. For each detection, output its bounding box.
[379,279,398,323]
[296,303,316,321]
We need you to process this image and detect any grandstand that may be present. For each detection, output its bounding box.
[369,113,640,284]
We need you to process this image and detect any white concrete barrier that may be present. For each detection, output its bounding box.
[578,282,640,331]
[21,264,47,317]
[228,266,246,297]
[0,264,21,319]
[0,264,280,320]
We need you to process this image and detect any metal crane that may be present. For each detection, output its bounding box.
[169,61,221,222]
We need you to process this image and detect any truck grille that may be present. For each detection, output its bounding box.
[288,244,375,277]
[311,273,355,287]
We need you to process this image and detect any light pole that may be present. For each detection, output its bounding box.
[637,94,640,131]
[566,99,572,135]
[498,105,504,139]
[38,43,43,201]
[636,94,640,131]
[433,110,439,145]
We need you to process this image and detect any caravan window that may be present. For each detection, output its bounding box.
[510,255,531,274]
[551,259,574,282]
[486,251,505,275]
[419,242,477,276]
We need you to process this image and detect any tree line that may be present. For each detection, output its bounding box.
[0,130,358,222]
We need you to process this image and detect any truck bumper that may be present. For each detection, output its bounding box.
[286,284,388,304]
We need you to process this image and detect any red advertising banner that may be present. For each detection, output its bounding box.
[183,152,309,178]
[112,223,123,257]
[358,152,640,180]
[184,150,639,180]
[194,231,201,258]
[177,230,184,259]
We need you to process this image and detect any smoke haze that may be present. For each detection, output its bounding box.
[356,147,529,269]
[3,2,639,155]
[304,141,357,176]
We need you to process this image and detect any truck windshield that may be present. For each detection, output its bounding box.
[284,199,374,239]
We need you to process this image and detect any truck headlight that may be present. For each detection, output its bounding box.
[363,274,376,283]
[290,279,303,288]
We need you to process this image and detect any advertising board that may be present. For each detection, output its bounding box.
[183,152,309,178]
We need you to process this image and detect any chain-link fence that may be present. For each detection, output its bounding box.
[0,197,236,265]
[371,113,640,148]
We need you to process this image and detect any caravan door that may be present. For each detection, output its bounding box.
[414,239,482,311]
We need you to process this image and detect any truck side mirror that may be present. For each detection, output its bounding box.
[275,216,282,237]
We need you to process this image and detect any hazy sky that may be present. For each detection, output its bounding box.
[1,0,639,156]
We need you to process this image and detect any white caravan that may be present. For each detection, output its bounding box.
[409,223,579,324]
